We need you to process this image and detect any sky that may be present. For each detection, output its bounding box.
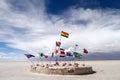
[0,0,120,61]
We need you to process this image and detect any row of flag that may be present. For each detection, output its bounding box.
[24,48,88,59]
[24,53,48,59]
[54,48,88,58]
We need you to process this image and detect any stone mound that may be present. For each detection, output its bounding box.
[30,62,95,75]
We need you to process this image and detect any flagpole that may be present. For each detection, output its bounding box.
[27,58,35,66]
[55,31,62,63]
[38,53,44,66]
[54,42,56,62]
[73,44,77,64]
[60,31,62,42]
[40,57,43,66]
[73,55,76,64]
[59,32,62,51]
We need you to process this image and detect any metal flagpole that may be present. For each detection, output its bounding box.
[59,31,67,65]
[55,44,58,62]
[27,58,35,66]
[60,31,62,42]
[59,32,62,51]
[39,56,44,66]
[73,44,78,64]
[57,31,62,62]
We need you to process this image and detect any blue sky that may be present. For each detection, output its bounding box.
[0,0,120,61]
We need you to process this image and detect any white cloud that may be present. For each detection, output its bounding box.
[0,0,120,61]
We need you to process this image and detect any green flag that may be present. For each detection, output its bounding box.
[74,52,83,59]
[38,53,45,57]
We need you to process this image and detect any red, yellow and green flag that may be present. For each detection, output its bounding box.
[61,31,69,38]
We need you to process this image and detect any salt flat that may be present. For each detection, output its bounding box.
[0,60,120,80]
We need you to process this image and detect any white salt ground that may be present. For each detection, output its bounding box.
[0,60,120,80]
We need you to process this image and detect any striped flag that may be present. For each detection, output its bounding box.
[61,31,69,38]
[60,48,66,57]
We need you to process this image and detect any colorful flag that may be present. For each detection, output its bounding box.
[51,52,54,57]
[55,50,59,54]
[38,53,48,58]
[60,48,65,57]
[66,52,73,56]
[60,55,66,57]
[45,55,48,58]
[60,48,65,51]
[74,52,83,59]
[56,41,61,46]
[83,49,88,54]
[38,53,45,57]
[61,31,69,38]
[60,51,65,55]
[24,54,35,58]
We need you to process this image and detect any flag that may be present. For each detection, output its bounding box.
[75,44,78,47]
[60,48,65,51]
[45,55,48,58]
[38,53,45,57]
[74,52,83,59]
[60,48,65,57]
[60,55,65,57]
[83,49,88,54]
[61,31,69,38]
[56,41,61,46]
[55,50,59,54]
[38,53,48,58]
[66,52,73,56]
[24,54,35,58]
[51,52,54,57]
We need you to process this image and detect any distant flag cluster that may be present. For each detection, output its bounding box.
[24,49,88,59]
[24,31,89,61]
[24,49,88,60]
[52,48,88,59]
